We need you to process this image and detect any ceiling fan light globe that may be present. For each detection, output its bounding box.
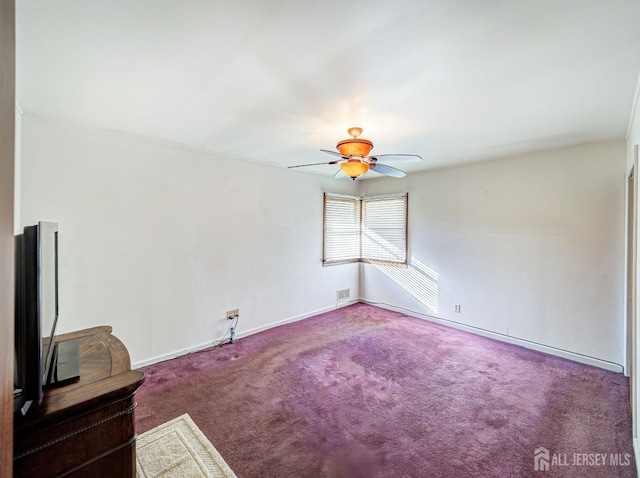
[341,160,369,179]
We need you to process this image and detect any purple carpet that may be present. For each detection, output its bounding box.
[135,303,635,477]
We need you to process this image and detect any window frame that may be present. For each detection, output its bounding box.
[322,192,408,267]
[322,193,361,266]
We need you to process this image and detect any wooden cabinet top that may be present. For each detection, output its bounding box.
[14,326,145,435]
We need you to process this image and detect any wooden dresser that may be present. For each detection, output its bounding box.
[13,326,145,477]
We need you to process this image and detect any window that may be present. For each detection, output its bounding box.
[323,193,407,266]
[362,195,407,264]
[323,195,361,264]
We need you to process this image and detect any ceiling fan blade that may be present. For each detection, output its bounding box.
[288,161,339,169]
[369,163,406,178]
[369,154,422,163]
[321,149,348,159]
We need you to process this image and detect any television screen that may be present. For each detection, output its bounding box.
[14,221,74,416]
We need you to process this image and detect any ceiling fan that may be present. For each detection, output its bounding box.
[288,127,423,180]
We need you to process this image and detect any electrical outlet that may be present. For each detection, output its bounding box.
[454,304,461,313]
[226,309,239,320]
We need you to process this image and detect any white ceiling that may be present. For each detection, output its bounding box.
[16,0,640,177]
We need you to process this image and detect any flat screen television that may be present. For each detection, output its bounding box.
[14,222,79,416]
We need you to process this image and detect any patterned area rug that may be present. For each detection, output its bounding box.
[137,414,237,478]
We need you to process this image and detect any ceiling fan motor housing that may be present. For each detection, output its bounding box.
[337,137,373,157]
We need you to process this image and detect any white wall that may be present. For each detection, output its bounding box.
[14,104,21,233]
[19,114,627,370]
[361,141,626,368]
[19,114,360,365]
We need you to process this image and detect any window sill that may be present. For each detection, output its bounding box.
[323,259,407,267]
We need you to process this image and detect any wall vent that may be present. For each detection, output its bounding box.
[337,288,350,301]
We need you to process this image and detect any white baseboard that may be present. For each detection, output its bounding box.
[133,298,621,374]
[361,300,624,374]
[235,299,358,340]
[131,299,359,369]
[132,340,215,369]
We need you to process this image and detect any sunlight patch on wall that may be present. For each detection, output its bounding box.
[361,227,438,312]
[374,255,439,313]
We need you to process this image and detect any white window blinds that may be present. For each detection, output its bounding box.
[323,194,361,264]
[323,193,407,265]
[362,194,407,264]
